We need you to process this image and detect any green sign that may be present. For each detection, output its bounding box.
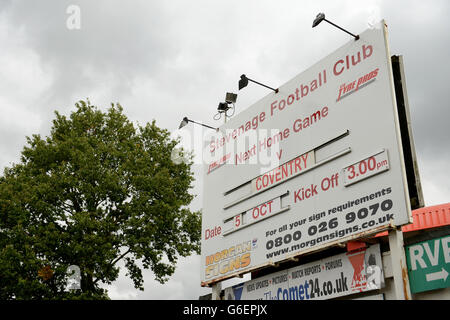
[406,235,450,293]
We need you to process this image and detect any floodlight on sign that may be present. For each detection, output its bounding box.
[225,92,238,104]
[178,117,218,131]
[312,13,359,40]
[178,117,189,129]
[217,102,230,113]
[238,74,278,93]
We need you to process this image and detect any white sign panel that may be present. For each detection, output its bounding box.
[201,21,411,286]
[224,244,384,300]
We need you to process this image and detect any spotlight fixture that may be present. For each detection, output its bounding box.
[178,117,189,129]
[178,116,218,131]
[217,92,238,113]
[312,13,359,40]
[215,92,238,122]
[217,102,230,113]
[225,92,238,104]
[238,74,278,93]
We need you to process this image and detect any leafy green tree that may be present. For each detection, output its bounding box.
[0,100,201,299]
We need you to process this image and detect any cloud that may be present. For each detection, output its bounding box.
[0,13,50,167]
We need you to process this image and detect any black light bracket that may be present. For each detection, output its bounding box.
[179,116,218,131]
[239,74,279,93]
[312,13,359,40]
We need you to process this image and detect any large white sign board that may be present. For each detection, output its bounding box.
[201,21,411,286]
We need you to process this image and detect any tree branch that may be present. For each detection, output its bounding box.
[110,248,131,267]
[93,247,131,285]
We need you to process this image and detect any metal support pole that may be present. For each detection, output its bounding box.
[324,19,360,40]
[188,119,218,131]
[211,282,222,300]
[388,227,412,300]
[247,78,279,93]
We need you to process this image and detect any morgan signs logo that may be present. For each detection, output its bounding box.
[204,240,255,280]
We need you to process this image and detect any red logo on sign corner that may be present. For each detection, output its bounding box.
[336,67,379,102]
[208,152,231,174]
[346,248,368,292]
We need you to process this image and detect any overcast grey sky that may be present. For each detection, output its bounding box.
[1,0,449,299]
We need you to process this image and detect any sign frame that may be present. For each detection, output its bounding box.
[200,20,413,287]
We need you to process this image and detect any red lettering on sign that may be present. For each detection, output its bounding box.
[205,226,222,240]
